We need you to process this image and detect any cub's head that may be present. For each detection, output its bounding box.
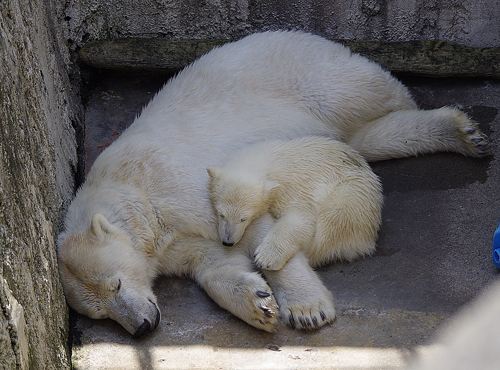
[206,167,279,246]
[57,213,160,336]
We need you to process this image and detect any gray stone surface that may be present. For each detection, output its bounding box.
[71,70,500,369]
[0,0,81,368]
[77,38,500,78]
[61,0,500,48]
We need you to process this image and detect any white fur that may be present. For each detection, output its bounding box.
[208,136,383,269]
[58,31,489,334]
[207,137,383,325]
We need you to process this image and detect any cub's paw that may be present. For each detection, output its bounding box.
[278,290,336,330]
[254,242,288,271]
[453,110,490,157]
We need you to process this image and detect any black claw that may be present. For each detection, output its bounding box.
[320,310,326,321]
[288,313,296,328]
[298,316,307,328]
[256,290,270,298]
[465,127,477,134]
[260,306,275,317]
[312,316,318,327]
[471,137,484,143]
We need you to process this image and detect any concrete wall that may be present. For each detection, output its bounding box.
[0,0,81,368]
[62,0,500,48]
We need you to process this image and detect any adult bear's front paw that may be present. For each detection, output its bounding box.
[278,290,336,330]
[262,252,336,330]
[235,273,279,332]
[203,270,279,332]
[253,290,279,329]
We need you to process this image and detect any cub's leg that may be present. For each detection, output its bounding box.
[254,209,315,271]
[165,236,278,332]
[263,252,336,330]
[348,107,490,161]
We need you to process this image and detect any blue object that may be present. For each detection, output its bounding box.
[493,219,500,269]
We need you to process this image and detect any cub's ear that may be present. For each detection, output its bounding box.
[265,181,280,194]
[90,213,112,239]
[206,167,223,181]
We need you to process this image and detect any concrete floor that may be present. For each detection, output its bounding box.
[72,71,500,369]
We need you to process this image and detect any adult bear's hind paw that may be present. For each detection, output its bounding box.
[453,109,491,157]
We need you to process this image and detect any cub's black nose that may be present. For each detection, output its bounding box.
[222,241,234,246]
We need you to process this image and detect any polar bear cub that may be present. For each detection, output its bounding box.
[207,136,383,271]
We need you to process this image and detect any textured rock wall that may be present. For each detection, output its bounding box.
[62,0,499,48]
[0,0,81,368]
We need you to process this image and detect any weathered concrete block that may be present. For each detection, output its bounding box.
[0,0,82,368]
[78,38,500,78]
[62,0,500,48]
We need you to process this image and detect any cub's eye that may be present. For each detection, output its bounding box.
[218,212,225,219]
[240,218,248,222]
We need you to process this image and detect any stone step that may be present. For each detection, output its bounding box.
[79,38,500,78]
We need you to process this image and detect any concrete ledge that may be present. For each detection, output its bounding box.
[79,38,500,78]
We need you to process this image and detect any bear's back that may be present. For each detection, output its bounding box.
[134,31,408,137]
[227,136,370,181]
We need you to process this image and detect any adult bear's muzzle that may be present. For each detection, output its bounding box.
[133,301,161,336]
[108,292,161,336]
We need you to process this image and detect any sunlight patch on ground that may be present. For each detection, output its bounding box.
[74,343,444,370]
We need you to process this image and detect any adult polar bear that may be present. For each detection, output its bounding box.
[58,31,489,336]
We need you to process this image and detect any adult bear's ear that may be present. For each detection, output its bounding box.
[206,167,223,181]
[90,213,112,239]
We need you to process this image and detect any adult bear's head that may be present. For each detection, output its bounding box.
[57,213,160,336]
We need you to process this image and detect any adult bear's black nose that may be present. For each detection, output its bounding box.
[134,319,153,337]
[222,241,234,246]
[133,303,160,337]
